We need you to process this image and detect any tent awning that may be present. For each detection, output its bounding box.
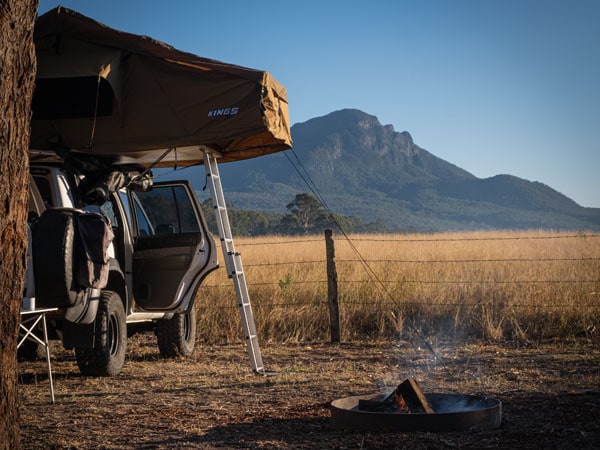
[31,7,292,167]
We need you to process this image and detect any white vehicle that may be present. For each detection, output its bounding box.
[24,153,218,376]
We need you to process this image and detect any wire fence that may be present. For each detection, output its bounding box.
[203,233,600,289]
[195,231,600,341]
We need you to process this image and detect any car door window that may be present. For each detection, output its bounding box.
[131,193,154,236]
[174,186,201,233]
[131,186,200,236]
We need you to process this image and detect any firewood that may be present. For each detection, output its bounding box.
[395,378,434,414]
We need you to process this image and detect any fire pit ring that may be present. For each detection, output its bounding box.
[331,393,502,432]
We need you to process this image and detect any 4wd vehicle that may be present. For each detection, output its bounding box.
[24,151,218,376]
[24,7,293,376]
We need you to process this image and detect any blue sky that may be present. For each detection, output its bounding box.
[38,0,600,207]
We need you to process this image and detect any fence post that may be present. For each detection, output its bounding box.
[325,229,340,343]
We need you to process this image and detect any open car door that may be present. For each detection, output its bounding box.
[126,181,217,312]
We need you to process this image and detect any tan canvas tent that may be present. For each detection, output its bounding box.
[31,7,292,166]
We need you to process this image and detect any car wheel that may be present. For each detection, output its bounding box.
[155,307,196,357]
[75,290,126,376]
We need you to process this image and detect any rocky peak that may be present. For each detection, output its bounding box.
[298,109,418,158]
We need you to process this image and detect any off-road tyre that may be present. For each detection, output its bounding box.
[155,307,196,357]
[32,208,86,308]
[75,290,126,376]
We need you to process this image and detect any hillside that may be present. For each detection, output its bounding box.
[169,109,600,232]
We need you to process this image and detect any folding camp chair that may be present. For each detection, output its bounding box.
[19,298,58,404]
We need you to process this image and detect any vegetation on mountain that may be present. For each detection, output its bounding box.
[170,108,599,234]
[200,193,388,236]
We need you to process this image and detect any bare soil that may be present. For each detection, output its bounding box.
[19,334,600,449]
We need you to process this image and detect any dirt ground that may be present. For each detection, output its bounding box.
[18,334,600,449]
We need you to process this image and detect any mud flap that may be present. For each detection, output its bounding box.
[62,289,101,348]
[64,289,100,325]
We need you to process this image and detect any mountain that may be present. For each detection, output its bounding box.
[170,109,600,232]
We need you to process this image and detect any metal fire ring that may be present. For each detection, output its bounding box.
[331,393,502,432]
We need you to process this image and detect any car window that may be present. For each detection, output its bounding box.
[100,200,118,229]
[132,185,200,235]
[28,177,45,219]
[33,175,53,208]
[174,186,200,233]
[131,193,154,236]
[118,190,132,230]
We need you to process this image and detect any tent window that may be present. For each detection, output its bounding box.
[32,76,114,120]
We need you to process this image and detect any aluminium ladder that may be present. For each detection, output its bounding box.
[203,150,265,374]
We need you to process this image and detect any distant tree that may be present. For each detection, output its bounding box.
[200,192,390,236]
[277,212,304,235]
[285,193,325,233]
[199,198,283,236]
[0,1,39,448]
[230,209,280,236]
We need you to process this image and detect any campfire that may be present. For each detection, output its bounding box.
[331,378,502,432]
[358,378,434,414]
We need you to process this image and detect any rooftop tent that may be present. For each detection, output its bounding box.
[31,6,292,167]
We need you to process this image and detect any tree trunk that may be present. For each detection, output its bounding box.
[0,1,39,448]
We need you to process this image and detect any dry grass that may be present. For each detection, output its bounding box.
[195,230,600,344]
[18,230,600,448]
[19,336,600,449]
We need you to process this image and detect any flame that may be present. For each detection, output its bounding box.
[394,392,411,414]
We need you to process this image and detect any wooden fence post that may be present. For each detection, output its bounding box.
[325,229,340,343]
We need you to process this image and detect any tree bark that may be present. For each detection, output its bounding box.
[0,1,39,448]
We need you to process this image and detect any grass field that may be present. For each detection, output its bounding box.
[18,231,600,448]
[196,230,600,344]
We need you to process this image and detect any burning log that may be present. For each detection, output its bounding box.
[396,378,434,414]
[358,378,434,414]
